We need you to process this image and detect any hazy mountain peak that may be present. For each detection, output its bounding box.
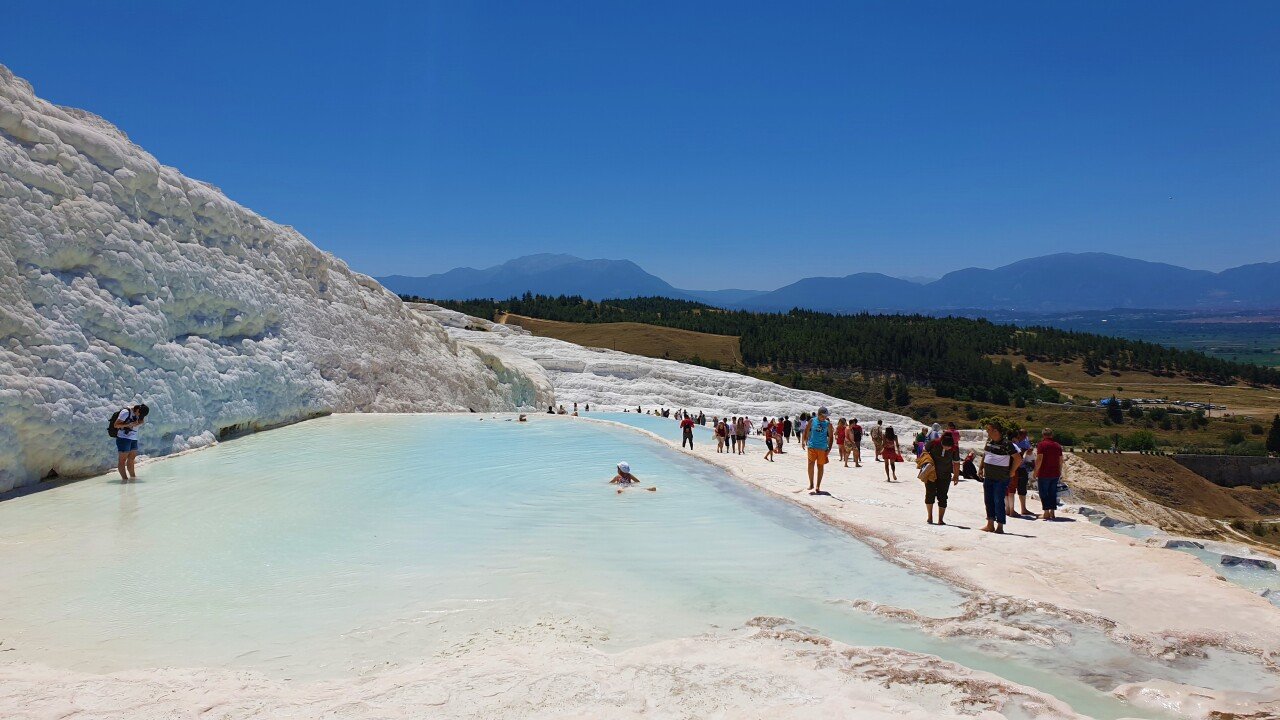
[379,252,1280,314]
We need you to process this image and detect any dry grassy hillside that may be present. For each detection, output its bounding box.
[498,314,743,367]
[1077,454,1279,519]
[998,356,1280,419]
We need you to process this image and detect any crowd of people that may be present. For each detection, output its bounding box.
[110,398,1061,534]
[645,406,1064,535]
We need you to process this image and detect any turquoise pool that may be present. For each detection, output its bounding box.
[0,414,1266,717]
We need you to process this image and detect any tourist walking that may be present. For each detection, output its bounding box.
[835,418,849,466]
[922,433,961,525]
[802,407,834,494]
[1012,429,1034,516]
[735,416,749,455]
[763,422,776,461]
[881,426,901,481]
[855,415,865,466]
[1034,428,1064,520]
[979,422,1021,534]
[946,422,961,449]
[110,403,149,482]
[871,420,885,461]
[680,414,695,449]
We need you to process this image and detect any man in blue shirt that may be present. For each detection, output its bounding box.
[801,407,834,495]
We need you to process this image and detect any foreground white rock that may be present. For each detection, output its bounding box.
[0,625,1082,720]
[0,66,552,492]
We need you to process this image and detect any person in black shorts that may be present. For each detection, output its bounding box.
[923,433,960,525]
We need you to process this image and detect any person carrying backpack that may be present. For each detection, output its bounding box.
[109,403,149,482]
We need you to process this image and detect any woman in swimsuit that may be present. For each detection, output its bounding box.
[610,461,656,493]
[881,426,901,482]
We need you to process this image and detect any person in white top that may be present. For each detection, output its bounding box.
[111,403,149,482]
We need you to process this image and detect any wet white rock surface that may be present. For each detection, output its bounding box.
[0,66,552,492]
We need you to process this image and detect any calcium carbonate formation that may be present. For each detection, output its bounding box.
[0,65,553,492]
[415,304,920,427]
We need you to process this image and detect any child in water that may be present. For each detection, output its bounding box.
[609,461,657,494]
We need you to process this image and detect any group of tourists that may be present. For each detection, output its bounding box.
[712,416,754,454]
[660,406,1065,535]
[110,398,1062,533]
[972,423,1064,532]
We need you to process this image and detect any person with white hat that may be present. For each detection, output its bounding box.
[610,461,656,493]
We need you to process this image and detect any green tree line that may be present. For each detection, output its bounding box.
[408,295,1280,399]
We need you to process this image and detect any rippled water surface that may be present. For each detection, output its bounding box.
[0,414,955,674]
[2,414,1269,718]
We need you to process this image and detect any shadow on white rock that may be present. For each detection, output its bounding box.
[0,65,552,492]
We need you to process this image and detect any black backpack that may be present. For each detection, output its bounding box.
[107,409,124,438]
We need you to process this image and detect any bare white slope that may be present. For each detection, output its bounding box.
[0,66,552,492]
[415,305,920,426]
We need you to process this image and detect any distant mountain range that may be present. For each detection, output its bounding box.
[375,252,1280,313]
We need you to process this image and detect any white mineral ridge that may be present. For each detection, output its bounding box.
[0,65,553,492]
[427,309,921,428]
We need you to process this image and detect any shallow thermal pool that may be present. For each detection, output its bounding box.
[0,414,1270,718]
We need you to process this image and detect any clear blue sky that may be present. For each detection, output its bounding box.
[4,1,1278,289]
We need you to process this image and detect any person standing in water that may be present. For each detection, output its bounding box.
[680,414,695,449]
[979,422,1021,534]
[802,407,834,495]
[111,403,149,482]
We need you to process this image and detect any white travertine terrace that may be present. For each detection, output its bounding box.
[0,65,552,492]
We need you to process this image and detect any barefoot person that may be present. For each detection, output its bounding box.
[870,420,885,462]
[1012,429,1035,517]
[923,433,961,524]
[835,418,849,466]
[881,426,902,481]
[850,418,863,467]
[111,403,149,482]
[1034,428,1064,520]
[802,407,834,494]
[979,422,1021,534]
[610,461,656,493]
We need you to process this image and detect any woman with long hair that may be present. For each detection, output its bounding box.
[881,426,901,481]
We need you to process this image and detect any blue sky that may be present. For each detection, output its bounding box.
[4,1,1278,289]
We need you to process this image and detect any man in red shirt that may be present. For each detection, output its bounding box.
[680,415,696,449]
[1033,428,1064,520]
